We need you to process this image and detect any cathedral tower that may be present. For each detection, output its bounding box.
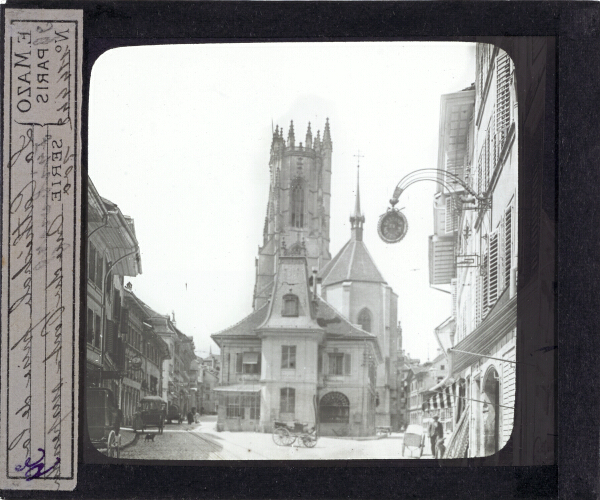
[253,119,333,310]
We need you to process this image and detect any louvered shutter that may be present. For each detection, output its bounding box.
[497,219,506,295]
[482,252,489,318]
[491,106,497,170]
[88,245,96,283]
[120,307,129,335]
[475,274,482,327]
[106,320,115,355]
[451,278,458,319]
[344,353,352,375]
[504,206,513,288]
[496,51,511,150]
[488,231,499,307]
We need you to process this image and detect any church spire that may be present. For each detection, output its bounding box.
[305,122,313,149]
[288,120,295,148]
[350,161,365,241]
[322,118,332,149]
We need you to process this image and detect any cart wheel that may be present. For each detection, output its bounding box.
[272,428,288,446]
[302,436,317,448]
[107,431,117,458]
[116,434,121,459]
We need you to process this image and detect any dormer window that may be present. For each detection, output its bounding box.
[282,294,299,317]
[358,308,372,333]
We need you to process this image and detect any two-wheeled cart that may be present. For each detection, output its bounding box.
[272,421,318,448]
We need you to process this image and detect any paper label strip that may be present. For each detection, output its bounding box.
[1,8,82,491]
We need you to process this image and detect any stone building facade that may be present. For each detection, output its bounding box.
[212,120,397,436]
[429,44,519,459]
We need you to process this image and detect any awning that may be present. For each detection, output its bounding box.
[451,293,517,376]
[214,384,261,393]
[243,352,259,364]
[423,382,457,411]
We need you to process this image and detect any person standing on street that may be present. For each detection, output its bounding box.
[428,415,443,457]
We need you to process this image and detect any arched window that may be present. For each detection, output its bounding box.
[282,294,299,317]
[319,391,350,423]
[358,308,372,333]
[290,183,304,228]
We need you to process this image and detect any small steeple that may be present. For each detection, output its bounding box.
[350,162,365,241]
[322,118,332,149]
[314,129,321,151]
[305,122,313,149]
[288,120,295,148]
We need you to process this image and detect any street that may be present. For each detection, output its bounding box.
[117,416,436,460]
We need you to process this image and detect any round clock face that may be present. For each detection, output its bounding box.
[377,210,408,243]
[131,356,143,370]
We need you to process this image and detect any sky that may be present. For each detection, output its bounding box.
[89,42,475,362]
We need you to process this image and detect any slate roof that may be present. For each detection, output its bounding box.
[318,239,386,287]
[211,303,270,342]
[211,296,375,342]
[314,297,376,340]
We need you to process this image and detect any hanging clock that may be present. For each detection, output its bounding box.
[377,208,408,243]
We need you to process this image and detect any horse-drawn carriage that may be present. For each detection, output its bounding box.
[87,387,122,458]
[272,421,318,448]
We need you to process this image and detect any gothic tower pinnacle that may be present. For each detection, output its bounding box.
[253,119,334,310]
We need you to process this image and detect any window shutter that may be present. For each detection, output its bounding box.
[488,231,499,307]
[496,51,511,150]
[120,307,129,335]
[484,123,491,191]
[323,353,329,375]
[451,278,458,319]
[504,206,513,288]
[94,314,101,349]
[475,275,482,327]
[445,196,454,233]
[88,245,96,283]
[477,148,484,195]
[95,254,103,289]
[344,353,351,375]
[497,219,506,295]
[490,106,497,170]
[482,252,489,318]
[113,290,121,321]
[236,353,243,373]
[106,320,115,355]
[87,309,94,344]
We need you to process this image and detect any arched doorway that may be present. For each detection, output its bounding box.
[319,392,350,425]
[482,367,500,456]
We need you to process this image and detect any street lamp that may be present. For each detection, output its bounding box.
[377,168,491,244]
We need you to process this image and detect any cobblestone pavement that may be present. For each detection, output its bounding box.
[113,415,440,461]
[119,422,242,460]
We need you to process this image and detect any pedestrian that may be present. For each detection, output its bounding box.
[435,436,446,459]
[187,411,193,424]
[427,415,443,457]
[194,410,200,423]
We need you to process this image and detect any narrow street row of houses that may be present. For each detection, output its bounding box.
[86,178,219,427]
[399,43,521,458]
